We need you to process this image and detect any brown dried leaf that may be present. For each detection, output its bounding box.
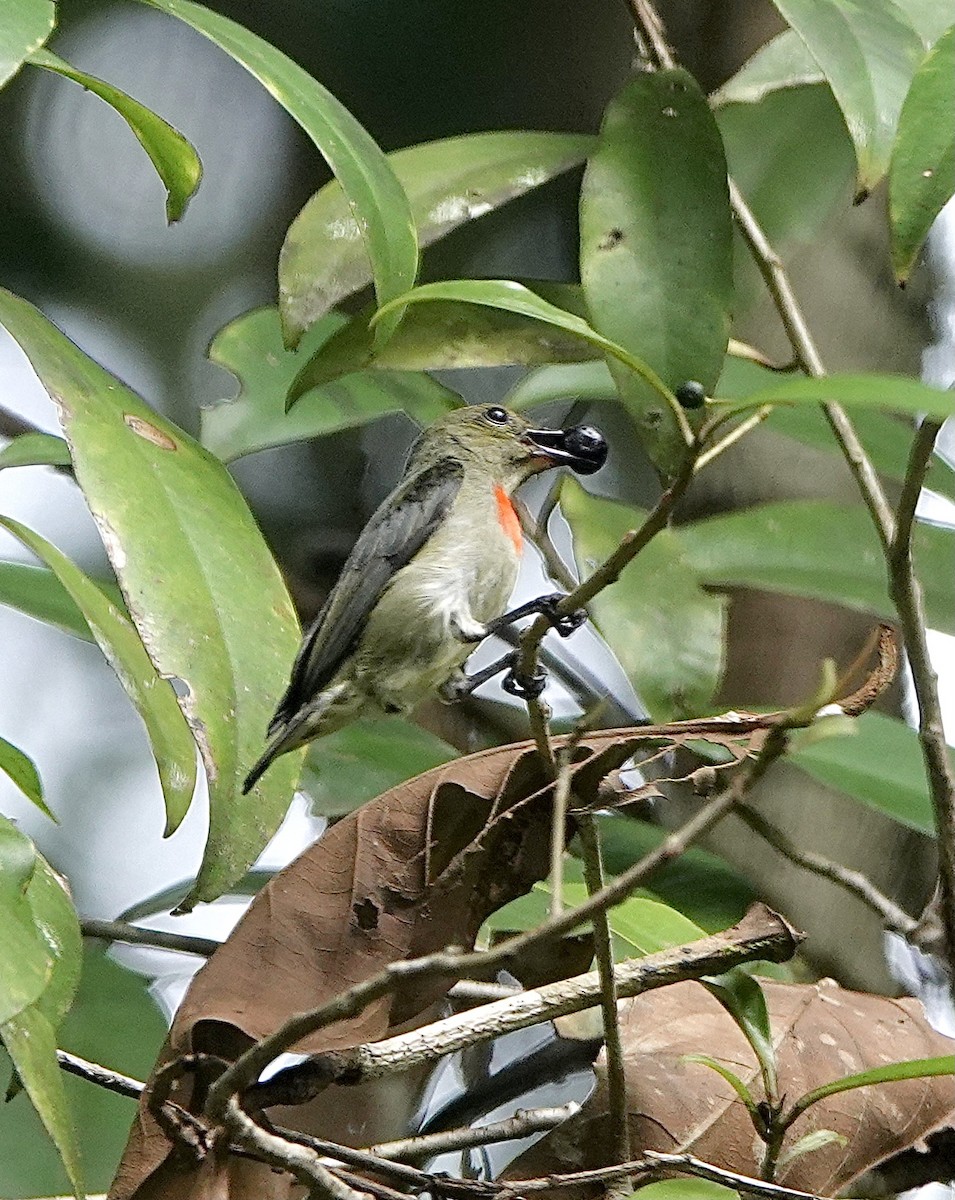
[506,978,955,1195]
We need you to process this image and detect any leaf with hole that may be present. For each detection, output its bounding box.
[203,307,460,461]
[580,69,732,481]
[0,287,301,908]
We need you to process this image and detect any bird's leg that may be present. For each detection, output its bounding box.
[439,650,549,701]
[439,654,514,701]
[483,592,588,639]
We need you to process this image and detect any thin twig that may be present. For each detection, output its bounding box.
[578,813,632,1185]
[365,1104,578,1162]
[736,804,917,935]
[550,747,574,917]
[80,917,219,957]
[249,907,797,1103]
[887,417,955,968]
[645,1151,831,1200]
[56,1050,144,1100]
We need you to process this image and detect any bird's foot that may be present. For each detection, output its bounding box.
[501,653,548,700]
[534,592,588,638]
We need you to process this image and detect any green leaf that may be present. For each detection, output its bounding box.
[1,1010,83,1197]
[0,816,51,1026]
[0,837,83,1197]
[203,306,460,461]
[715,357,955,503]
[287,283,594,402]
[789,1054,955,1122]
[631,1177,739,1200]
[714,371,955,420]
[0,562,93,641]
[0,515,198,835]
[703,970,778,1097]
[0,946,166,1196]
[0,0,54,88]
[675,500,955,634]
[580,69,733,481]
[594,815,758,933]
[139,0,416,349]
[777,1129,847,1169]
[890,24,955,281]
[372,280,681,425]
[789,710,947,834]
[769,0,924,197]
[606,895,706,957]
[711,30,824,106]
[682,1053,762,1124]
[0,287,302,908]
[562,481,725,721]
[0,431,71,471]
[27,47,202,223]
[280,130,593,347]
[0,733,52,819]
[507,360,617,412]
[301,716,456,819]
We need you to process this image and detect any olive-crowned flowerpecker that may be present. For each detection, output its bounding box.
[242,404,607,792]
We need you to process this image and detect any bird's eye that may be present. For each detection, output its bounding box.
[484,406,509,425]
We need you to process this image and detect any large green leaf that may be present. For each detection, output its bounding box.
[287,283,593,402]
[769,0,924,197]
[0,836,83,1197]
[676,499,955,634]
[0,816,51,1026]
[716,371,955,419]
[27,47,201,222]
[301,716,455,819]
[139,0,416,348]
[789,710,947,834]
[0,733,51,819]
[0,562,92,641]
[889,24,955,281]
[0,0,53,88]
[562,481,725,721]
[0,515,198,835]
[716,356,955,503]
[280,130,593,347]
[506,360,617,412]
[579,69,733,481]
[203,306,460,462]
[0,431,71,471]
[711,30,824,106]
[604,893,705,958]
[372,280,677,418]
[0,288,302,908]
[0,947,166,1197]
[633,1180,738,1200]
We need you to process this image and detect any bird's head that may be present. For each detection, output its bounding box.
[410,404,607,488]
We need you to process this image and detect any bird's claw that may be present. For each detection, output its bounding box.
[536,593,588,638]
[501,654,548,700]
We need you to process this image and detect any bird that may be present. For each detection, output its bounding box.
[242,404,607,793]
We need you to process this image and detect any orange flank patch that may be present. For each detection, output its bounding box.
[494,484,523,554]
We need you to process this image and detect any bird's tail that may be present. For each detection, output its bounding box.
[241,722,299,794]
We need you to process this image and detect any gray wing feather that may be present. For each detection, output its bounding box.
[270,458,464,732]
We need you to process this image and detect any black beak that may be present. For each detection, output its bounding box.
[525,424,608,476]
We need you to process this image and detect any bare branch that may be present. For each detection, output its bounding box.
[56,1050,143,1100]
[80,917,219,957]
[365,1104,578,1162]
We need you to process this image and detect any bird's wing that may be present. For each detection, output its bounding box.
[270,457,465,732]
